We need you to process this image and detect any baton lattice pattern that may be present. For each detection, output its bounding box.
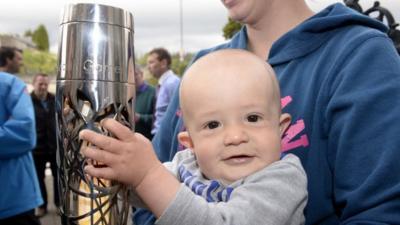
[57,93,131,225]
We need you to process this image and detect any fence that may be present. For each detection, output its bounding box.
[344,0,400,54]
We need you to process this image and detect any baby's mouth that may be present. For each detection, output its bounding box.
[223,154,254,165]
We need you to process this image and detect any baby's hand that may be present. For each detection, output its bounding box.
[79,118,162,188]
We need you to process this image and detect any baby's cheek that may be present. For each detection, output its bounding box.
[196,154,214,175]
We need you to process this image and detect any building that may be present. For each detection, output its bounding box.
[0,34,36,50]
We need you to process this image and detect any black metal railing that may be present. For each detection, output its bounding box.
[344,0,400,54]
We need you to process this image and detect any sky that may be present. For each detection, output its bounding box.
[0,0,399,55]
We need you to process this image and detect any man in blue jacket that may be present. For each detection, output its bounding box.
[0,46,42,225]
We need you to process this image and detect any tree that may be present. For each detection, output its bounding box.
[170,52,193,76]
[24,30,33,37]
[21,49,57,77]
[30,24,50,51]
[222,18,242,40]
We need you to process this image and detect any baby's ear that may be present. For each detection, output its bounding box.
[178,131,194,149]
[279,113,291,137]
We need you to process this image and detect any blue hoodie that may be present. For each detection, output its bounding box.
[0,72,43,219]
[135,3,400,225]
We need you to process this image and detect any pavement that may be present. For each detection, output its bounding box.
[39,167,61,225]
[40,166,134,225]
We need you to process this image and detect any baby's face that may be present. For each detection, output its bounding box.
[181,64,284,184]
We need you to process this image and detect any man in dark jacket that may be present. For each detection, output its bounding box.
[134,64,156,140]
[31,73,58,217]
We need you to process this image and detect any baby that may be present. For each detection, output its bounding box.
[80,49,307,225]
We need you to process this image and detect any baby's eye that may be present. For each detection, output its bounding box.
[205,121,220,129]
[247,114,261,122]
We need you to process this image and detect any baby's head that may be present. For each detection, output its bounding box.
[178,49,291,184]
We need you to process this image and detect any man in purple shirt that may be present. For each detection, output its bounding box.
[147,48,180,135]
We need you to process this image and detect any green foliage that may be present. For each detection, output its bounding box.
[21,49,57,77]
[136,53,149,66]
[30,24,49,51]
[170,52,194,76]
[24,30,33,37]
[223,18,242,40]
[135,53,155,86]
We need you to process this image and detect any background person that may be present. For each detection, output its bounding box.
[134,64,156,140]
[137,1,400,224]
[146,48,180,135]
[30,73,59,217]
[0,46,42,225]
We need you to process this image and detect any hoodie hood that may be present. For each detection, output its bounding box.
[268,3,388,65]
[195,3,388,66]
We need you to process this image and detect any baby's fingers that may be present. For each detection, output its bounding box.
[101,119,134,141]
[82,146,114,166]
[84,164,117,181]
[79,129,120,154]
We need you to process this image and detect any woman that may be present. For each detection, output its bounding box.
[135,0,400,224]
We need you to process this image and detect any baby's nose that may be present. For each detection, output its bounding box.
[223,126,249,146]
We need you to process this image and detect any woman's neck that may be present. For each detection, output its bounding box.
[246,1,314,59]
